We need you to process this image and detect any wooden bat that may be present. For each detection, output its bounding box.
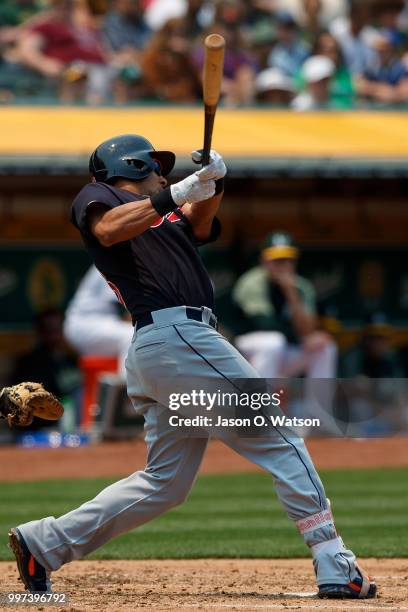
[202,33,225,166]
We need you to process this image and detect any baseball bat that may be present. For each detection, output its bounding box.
[202,33,225,166]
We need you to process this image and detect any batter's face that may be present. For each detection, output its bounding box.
[138,170,168,196]
[115,167,167,197]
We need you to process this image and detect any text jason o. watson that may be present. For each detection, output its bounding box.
[168,414,321,428]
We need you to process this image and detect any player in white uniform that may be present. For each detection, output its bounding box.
[64,266,133,376]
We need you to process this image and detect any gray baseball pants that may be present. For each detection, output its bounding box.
[18,307,358,586]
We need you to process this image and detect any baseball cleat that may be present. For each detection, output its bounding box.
[8,528,51,592]
[318,565,377,599]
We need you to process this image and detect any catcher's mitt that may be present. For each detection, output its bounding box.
[0,382,64,427]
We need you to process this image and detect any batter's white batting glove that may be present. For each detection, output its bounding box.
[170,173,216,206]
[192,149,227,181]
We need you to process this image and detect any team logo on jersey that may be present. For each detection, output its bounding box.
[150,211,181,228]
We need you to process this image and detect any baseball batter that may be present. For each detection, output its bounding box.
[8,134,376,600]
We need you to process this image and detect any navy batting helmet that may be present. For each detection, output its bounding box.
[89,134,176,184]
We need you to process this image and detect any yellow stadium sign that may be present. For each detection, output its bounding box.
[1,107,408,158]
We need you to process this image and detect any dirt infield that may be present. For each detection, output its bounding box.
[1,558,407,611]
[0,437,407,482]
[1,441,407,610]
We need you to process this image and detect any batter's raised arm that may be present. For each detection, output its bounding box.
[88,199,159,247]
[181,149,226,241]
[88,172,216,247]
[72,135,226,247]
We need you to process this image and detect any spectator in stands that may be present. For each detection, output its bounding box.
[196,22,256,106]
[267,10,310,77]
[183,0,212,40]
[103,0,150,52]
[0,0,45,101]
[143,0,186,32]
[309,31,354,108]
[329,1,377,77]
[213,0,249,30]
[140,18,201,103]
[356,31,408,104]
[233,231,337,380]
[398,0,408,31]
[102,0,151,103]
[278,0,325,44]
[274,0,347,30]
[340,313,402,378]
[0,0,43,28]
[255,67,296,106]
[299,0,325,41]
[292,54,335,110]
[247,20,276,71]
[16,0,112,104]
[372,0,405,48]
[87,0,108,16]
[9,309,81,427]
[245,0,277,32]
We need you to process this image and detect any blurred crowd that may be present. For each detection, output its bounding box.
[2,0,408,107]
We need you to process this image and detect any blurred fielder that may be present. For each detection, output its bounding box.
[234,231,337,380]
[64,265,133,376]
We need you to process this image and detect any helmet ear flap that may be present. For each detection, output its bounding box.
[89,150,108,181]
[89,151,96,176]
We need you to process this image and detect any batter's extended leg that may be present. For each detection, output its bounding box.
[16,406,208,572]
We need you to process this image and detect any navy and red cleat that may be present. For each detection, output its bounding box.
[318,565,377,599]
[8,528,51,592]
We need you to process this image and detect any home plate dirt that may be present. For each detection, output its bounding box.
[1,558,407,611]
